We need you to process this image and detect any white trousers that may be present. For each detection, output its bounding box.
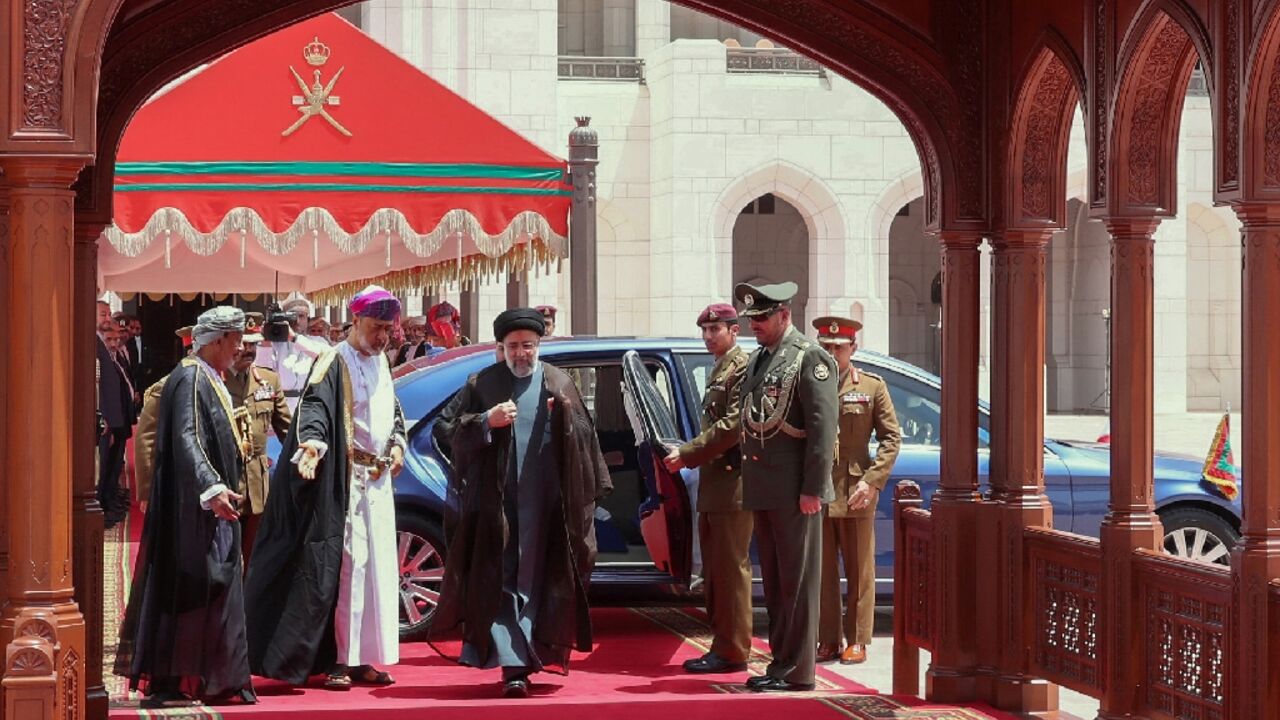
[334,464,400,666]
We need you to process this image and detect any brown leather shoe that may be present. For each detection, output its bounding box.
[815,643,840,663]
[840,643,867,664]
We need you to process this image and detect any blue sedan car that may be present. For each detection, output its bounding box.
[346,337,1241,640]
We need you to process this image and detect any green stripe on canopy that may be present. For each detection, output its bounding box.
[113,181,572,196]
[115,161,566,182]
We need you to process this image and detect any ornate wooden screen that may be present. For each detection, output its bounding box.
[1025,528,1103,696]
[893,481,934,695]
[1135,550,1229,720]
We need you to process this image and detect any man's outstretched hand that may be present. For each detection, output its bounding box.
[297,442,323,480]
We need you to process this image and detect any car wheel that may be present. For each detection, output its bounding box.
[1160,506,1239,567]
[396,513,446,641]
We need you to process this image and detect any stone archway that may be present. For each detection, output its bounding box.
[709,161,846,325]
[729,193,812,327]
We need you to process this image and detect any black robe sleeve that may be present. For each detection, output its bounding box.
[244,355,350,684]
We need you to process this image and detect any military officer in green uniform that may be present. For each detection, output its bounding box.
[736,281,839,692]
[223,314,292,565]
[663,303,753,674]
[812,316,900,665]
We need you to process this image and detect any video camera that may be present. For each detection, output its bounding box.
[262,302,295,343]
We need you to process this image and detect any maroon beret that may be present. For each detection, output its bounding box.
[697,303,739,326]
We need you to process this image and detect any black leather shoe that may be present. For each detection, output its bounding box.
[502,678,530,699]
[744,674,774,689]
[747,676,815,693]
[683,652,747,674]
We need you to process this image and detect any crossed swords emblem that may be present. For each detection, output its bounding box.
[282,65,352,137]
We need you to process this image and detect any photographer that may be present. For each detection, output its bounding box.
[254,297,330,413]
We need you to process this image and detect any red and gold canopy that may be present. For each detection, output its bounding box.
[100,13,570,303]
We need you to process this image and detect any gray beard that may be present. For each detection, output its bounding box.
[506,357,537,378]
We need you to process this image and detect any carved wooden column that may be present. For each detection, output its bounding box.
[0,179,9,608]
[925,230,983,702]
[0,157,87,720]
[985,229,1057,713]
[1230,203,1280,720]
[73,218,107,719]
[1096,217,1162,720]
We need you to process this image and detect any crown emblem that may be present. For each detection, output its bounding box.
[744,294,754,307]
[829,322,840,334]
[304,36,331,67]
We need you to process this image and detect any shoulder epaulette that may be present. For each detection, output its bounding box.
[308,349,339,385]
[861,370,884,381]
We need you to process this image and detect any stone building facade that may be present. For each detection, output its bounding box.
[337,0,1238,414]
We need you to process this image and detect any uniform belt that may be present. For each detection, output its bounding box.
[351,448,392,471]
[283,389,303,398]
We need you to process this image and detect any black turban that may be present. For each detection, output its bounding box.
[493,308,546,341]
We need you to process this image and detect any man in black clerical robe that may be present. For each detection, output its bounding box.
[244,285,406,688]
[115,306,256,708]
[429,308,612,698]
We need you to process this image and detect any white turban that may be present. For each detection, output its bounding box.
[192,306,246,350]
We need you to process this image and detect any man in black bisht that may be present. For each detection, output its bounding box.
[430,308,612,698]
[244,285,407,689]
[114,306,256,708]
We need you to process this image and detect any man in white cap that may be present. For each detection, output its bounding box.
[256,296,330,413]
[115,306,256,708]
[246,285,406,690]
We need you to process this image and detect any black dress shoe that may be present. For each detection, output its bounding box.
[745,674,774,689]
[683,652,747,674]
[747,676,815,693]
[502,678,530,699]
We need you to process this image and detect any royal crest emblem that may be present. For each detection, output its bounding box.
[814,363,830,381]
[744,293,754,307]
[283,36,352,137]
[829,321,840,335]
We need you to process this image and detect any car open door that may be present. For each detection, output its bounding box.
[620,350,693,584]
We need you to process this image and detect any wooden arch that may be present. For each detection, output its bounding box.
[1006,34,1084,230]
[1109,3,1210,216]
[1243,0,1280,198]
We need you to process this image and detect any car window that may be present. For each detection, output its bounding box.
[871,366,990,450]
[562,362,676,424]
[677,352,715,399]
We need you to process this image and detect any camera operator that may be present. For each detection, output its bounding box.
[254,297,330,413]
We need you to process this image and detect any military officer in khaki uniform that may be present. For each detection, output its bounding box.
[663,303,753,674]
[223,315,292,565]
[812,316,900,665]
[133,325,195,511]
[736,281,839,692]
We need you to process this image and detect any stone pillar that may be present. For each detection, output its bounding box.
[634,0,672,57]
[568,117,599,336]
[924,230,983,702]
[72,218,108,719]
[459,288,480,344]
[1229,203,1280,720]
[506,272,529,309]
[984,229,1057,713]
[1097,218,1163,720]
[0,156,87,720]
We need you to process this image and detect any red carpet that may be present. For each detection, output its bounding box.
[104,506,1014,720]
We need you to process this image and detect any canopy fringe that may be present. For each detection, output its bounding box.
[308,237,559,307]
[102,206,569,260]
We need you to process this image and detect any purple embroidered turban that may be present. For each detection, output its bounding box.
[348,285,401,321]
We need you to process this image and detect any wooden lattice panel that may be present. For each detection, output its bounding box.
[1026,529,1102,696]
[1138,551,1229,720]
